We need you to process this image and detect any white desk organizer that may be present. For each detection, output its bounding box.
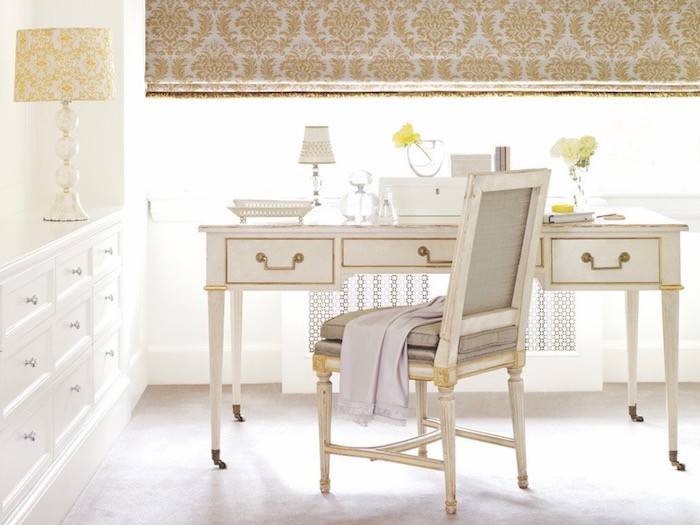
[378,177,467,224]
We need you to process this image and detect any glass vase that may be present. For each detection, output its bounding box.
[407,139,444,177]
[569,166,589,211]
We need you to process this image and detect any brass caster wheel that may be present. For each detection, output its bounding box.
[670,451,686,471]
[212,449,227,469]
[232,404,246,422]
[518,476,529,489]
[628,405,644,422]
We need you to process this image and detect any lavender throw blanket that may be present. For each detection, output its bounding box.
[337,296,446,426]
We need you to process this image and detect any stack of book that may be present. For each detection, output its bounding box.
[543,210,595,223]
[494,146,510,171]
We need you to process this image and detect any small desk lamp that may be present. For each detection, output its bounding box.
[14,27,115,221]
[298,125,335,206]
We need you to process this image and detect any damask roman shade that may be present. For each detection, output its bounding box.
[145,0,699,96]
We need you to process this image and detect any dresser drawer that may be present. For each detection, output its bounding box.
[56,247,92,303]
[1,261,55,344]
[226,239,334,284]
[53,356,92,453]
[0,397,52,516]
[53,296,92,370]
[93,328,121,402]
[92,231,121,279]
[1,327,52,421]
[551,238,660,284]
[93,273,120,337]
[343,238,455,268]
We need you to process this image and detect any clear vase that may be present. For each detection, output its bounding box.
[407,139,444,177]
[569,166,589,211]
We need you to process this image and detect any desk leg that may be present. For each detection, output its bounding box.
[230,290,245,422]
[208,290,227,468]
[625,291,643,422]
[662,289,685,471]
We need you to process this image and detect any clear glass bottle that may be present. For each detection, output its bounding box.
[377,190,398,225]
[339,171,379,223]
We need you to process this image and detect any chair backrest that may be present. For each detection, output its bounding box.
[435,168,550,369]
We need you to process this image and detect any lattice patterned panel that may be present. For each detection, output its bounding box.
[308,274,430,352]
[309,277,575,353]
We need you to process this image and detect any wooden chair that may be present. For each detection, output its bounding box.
[312,168,551,514]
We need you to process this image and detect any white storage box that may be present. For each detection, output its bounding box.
[378,177,467,224]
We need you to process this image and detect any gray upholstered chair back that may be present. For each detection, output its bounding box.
[462,187,533,316]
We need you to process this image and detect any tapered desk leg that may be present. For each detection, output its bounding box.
[208,290,227,468]
[662,289,685,470]
[230,290,245,422]
[625,291,643,422]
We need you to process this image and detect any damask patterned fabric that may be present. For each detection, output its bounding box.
[145,0,699,95]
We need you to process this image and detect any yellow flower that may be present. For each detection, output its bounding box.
[392,123,421,148]
[579,136,597,158]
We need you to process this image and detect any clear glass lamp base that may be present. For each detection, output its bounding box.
[44,191,88,221]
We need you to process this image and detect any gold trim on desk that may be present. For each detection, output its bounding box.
[659,284,684,291]
[204,285,227,291]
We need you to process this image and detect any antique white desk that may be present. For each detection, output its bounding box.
[199,207,688,470]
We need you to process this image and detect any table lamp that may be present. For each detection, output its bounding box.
[14,27,115,221]
[298,125,335,206]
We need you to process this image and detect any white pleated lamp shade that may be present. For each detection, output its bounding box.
[298,126,335,164]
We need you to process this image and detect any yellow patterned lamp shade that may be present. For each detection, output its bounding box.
[14,27,115,102]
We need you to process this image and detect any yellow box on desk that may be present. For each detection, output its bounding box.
[378,177,467,224]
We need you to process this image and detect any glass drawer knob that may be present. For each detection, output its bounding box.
[24,357,38,367]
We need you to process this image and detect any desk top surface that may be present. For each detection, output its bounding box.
[199,207,688,234]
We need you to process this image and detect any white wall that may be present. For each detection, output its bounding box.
[0,0,29,217]
[144,95,700,391]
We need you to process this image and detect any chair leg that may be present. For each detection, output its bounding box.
[317,371,332,494]
[416,380,428,457]
[507,367,528,489]
[438,386,457,514]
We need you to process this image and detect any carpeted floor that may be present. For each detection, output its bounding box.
[62,383,700,525]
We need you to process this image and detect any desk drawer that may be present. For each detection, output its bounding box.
[56,248,91,303]
[343,239,455,268]
[226,239,334,284]
[53,356,91,453]
[92,231,121,279]
[53,296,92,370]
[1,261,54,344]
[1,327,52,421]
[93,274,120,337]
[551,238,660,284]
[0,397,52,515]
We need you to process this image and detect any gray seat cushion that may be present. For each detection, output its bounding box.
[315,307,518,364]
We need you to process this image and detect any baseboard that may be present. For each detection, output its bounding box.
[147,345,282,384]
[603,340,700,382]
[128,349,148,410]
[5,376,132,525]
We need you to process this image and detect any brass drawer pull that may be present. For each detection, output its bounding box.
[417,246,452,265]
[255,252,304,271]
[581,251,630,270]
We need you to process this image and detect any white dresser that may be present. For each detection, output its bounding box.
[0,207,125,524]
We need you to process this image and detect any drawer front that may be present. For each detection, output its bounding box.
[343,238,456,268]
[551,238,660,284]
[1,327,52,421]
[92,232,121,279]
[226,239,334,284]
[93,274,120,337]
[53,297,92,370]
[53,356,92,452]
[391,184,465,217]
[56,248,92,303]
[1,261,55,344]
[0,398,52,515]
[93,329,121,402]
